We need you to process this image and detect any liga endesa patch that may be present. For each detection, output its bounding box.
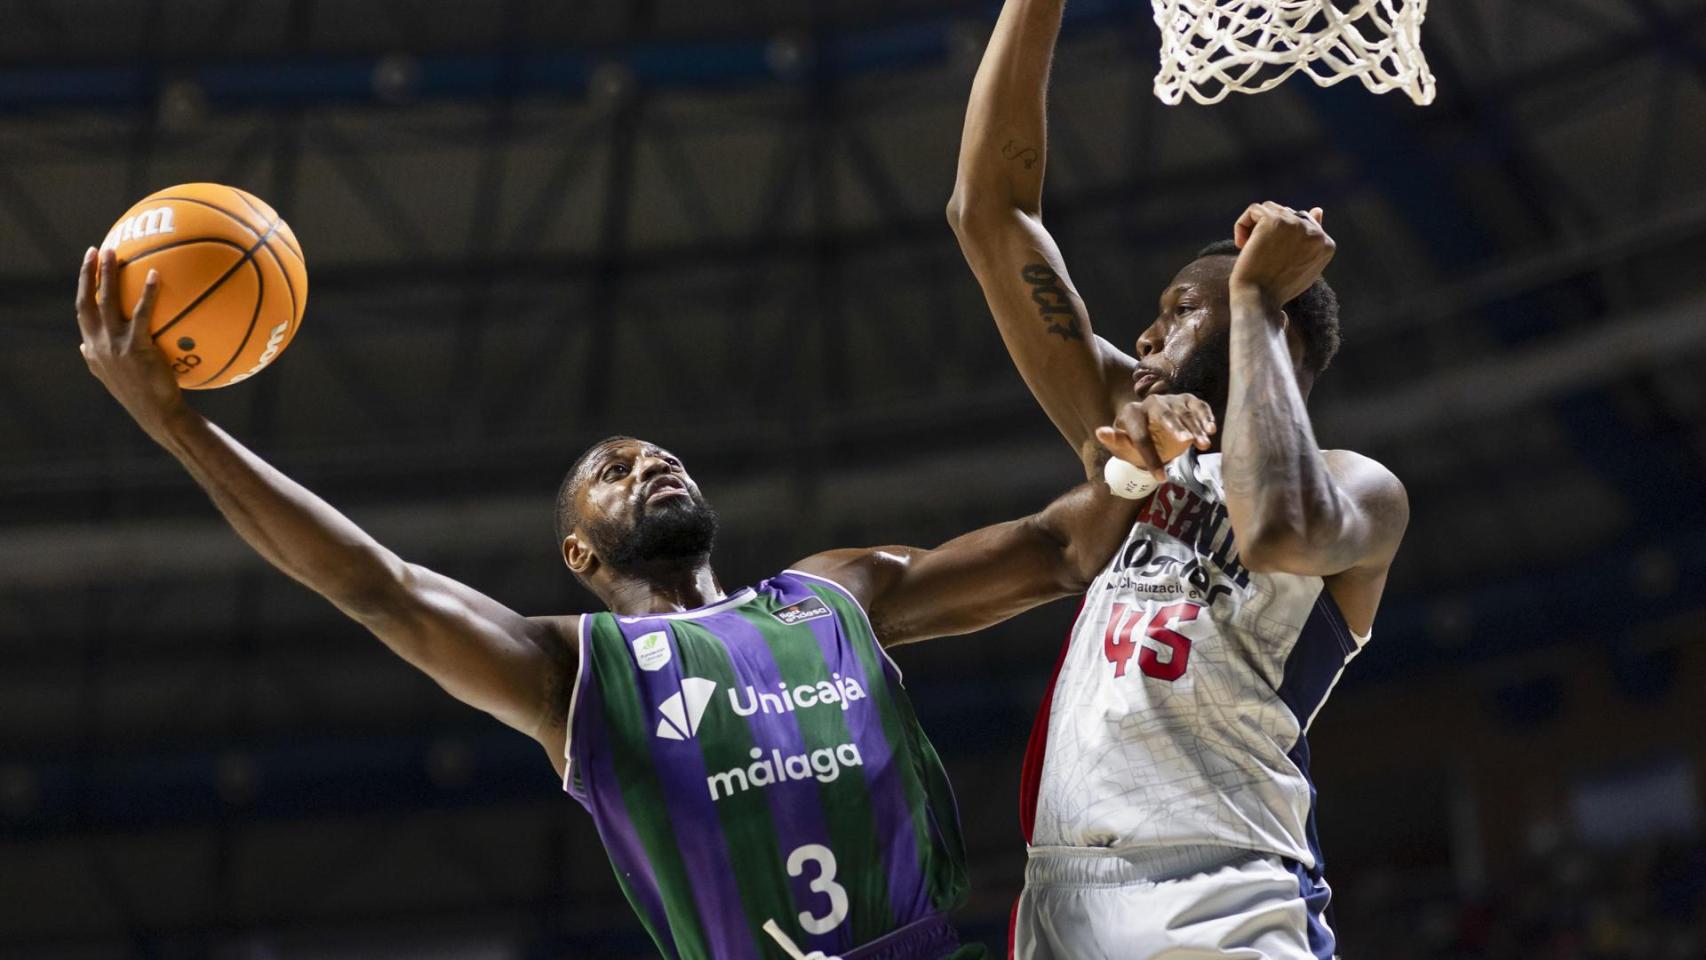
[769,596,832,626]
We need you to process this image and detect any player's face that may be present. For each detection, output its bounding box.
[1131,255,1235,417]
[576,439,719,573]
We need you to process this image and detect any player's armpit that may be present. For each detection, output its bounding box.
[1235,450,1409,579]
[949,207,1138,475]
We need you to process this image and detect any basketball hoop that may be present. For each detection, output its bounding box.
[1151,0,1436,106]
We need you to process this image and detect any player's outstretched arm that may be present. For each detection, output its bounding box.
[793,480,1152,648]
[947,0,1137,475]
[75,248,573,755]
[1217,205,1409,578]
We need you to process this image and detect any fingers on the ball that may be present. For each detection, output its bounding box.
[75,248,99,338]
[129,270,161,342]
[96,249,123,329]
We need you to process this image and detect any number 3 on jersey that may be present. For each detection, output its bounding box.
[787,843,849,935]
[1103,601,1199,682]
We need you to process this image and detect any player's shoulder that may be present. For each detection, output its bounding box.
[788,548,896,607]
[1322,450,1410,562]
[1322,449,1406,505]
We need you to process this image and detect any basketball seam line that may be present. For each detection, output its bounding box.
[188,256,266,388]
[126,237,250,265]
[206,230,302,389]
[229,188,305,262]
[254,230,300,333]
[150,218,282,344]
[145,196,264,238]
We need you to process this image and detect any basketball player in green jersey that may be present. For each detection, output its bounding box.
[76,248,1205,958]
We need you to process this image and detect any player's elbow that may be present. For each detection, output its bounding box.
[1236,514,1348,575]
[946,185,1026,247]
[944,188,979,240]
[1236,531,1308,575]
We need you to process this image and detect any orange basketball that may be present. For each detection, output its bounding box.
[101,183,307,390]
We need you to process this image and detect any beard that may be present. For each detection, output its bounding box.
[1165,324,1232,421]
[586,492,719,576]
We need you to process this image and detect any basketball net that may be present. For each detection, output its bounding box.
[1152,0,1436,106]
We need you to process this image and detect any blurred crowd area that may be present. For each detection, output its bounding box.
[1344,839,1705,960]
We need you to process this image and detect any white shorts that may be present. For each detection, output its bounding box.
[1010,845,1335,960]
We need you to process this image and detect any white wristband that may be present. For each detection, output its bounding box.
[1104,456,1161,500]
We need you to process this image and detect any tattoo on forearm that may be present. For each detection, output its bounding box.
[1222,315,1324,506]
[1020,263,1085,341]
[1001,139,1040,170]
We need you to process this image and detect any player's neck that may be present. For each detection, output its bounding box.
[602,561,725,616]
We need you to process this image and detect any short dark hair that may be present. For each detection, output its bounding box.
[1195,239,1341,376]
[555,435,637,546]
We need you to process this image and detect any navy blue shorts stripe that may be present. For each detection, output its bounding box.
[1285,858,1336,960]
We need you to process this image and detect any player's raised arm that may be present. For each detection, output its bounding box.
[1217,204,1409,578]
[76,248,573,757]
[947,0,1137,475]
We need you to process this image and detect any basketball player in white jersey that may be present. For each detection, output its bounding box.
[948,1,1410,957]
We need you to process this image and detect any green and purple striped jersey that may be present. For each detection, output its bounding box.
[563,570,970,960]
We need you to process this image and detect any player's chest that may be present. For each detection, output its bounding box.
[615,615,885,761]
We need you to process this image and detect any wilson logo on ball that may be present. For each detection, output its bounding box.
[101,207,176,249]
[226,322,292,385]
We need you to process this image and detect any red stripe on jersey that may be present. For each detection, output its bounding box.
[1008,893,1022,959]
[1018,596,1088,845]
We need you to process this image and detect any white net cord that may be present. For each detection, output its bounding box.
[1152,0,1436,106]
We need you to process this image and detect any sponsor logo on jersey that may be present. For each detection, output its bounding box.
[652,669,872,800]
[727,673,866,716]
[657,673,867,743]
[1107,481,1249,607]
[102,207,176,250]
[655,677,717,741]
[707,743,864,801]
[770,596,832,626]
[631,630,672,672]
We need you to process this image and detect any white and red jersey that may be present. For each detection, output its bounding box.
[1020,450,1369,870]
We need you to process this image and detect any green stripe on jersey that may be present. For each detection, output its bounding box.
[585,614,704,960]
[735,603,895,942]
[671,619,798,951]
[805,582,966,911]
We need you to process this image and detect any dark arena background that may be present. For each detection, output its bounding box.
[5,1,1706,957]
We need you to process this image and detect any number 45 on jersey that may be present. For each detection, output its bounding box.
[1104,601,1201,682]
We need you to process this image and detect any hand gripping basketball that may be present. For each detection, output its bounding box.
[98,183,307,390]
[77,247,187,435]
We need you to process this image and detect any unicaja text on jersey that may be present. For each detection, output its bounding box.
[727,673,867,716]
